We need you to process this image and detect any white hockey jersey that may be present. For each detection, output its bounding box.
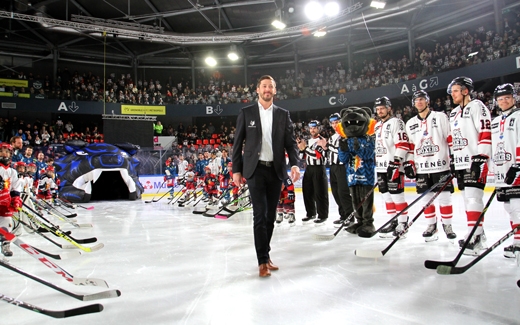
[491,108,520,187]
[448,99,492,170]
[374,117,409,172]
[0,165,22,217]
[405,111,451,174]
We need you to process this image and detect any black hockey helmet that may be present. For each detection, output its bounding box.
[329,113,341,122]
[447,76,473,94]
[374,96,391,109]
[493,83,515,100]
[412,90,430,105]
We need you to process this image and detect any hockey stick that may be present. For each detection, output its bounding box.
[32,199,92,229]
[361,173,454,239]
[0,228,107,286]
[195,188,233,214]
[203,186,249,217]
[58,197,94,210]
[11,214,77,250]
[21,210,104,253]
[314,183,378,241]
[21,204,98,244]
[0,293,103,318]
[424,189,497,270]
[144,179,167,203]
[436,224,520,275]
[167,184,185,204]
[355,174,454,258]
[215,200,252,219]
[35,197,77,219]
[0,260,120,301]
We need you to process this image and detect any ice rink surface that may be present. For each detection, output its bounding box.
[2,190,520,325]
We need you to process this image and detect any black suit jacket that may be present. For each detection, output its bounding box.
[232,103,299,180]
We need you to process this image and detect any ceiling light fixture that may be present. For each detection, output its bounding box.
[370,1,386,9]
[272,9,286,29]
[205,52,217,66]
[228,45,239,61]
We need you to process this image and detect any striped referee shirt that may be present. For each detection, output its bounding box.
[301,136,327,166]
[327,133,343,165]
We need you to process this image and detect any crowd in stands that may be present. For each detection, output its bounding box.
[2,12,520,106]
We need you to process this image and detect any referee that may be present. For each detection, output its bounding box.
[297,120,329,225]
[326,113,354,227]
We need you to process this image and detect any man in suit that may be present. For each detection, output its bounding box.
[232,75,300,278]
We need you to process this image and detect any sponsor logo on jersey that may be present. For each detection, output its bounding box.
[510,118,515,127]
[409,123,419,130]
[432,118,437,127]
[451,129,468,151]
[493,142,512,166]
[415,137,440,157]
[375,140,387,155]
[491,122,499,129]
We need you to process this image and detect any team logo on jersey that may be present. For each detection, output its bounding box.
[451,129,468,151]
[493,142,512,166]
[248,120,256,128]
[375,140,387,155]
[510,118,515,127]
[353,155,363,171]
[415,137,440,157]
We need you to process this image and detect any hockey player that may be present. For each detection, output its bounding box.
[326,113,354,228]
[276,177,296,226]
[373,97,410,238]
[0,143,23,256]
[37,166,58,201]
[405,90,456,241]
[447,76,492,255]
[177,154,189,180]
[164,157,177,199]
[297,120,329,225]
[202,165,219,207]
[219,161,233,204]
[178,164,197,206]
[195,152,207,177]
[490,83,520,258]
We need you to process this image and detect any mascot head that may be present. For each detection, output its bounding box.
[335,106,376,138]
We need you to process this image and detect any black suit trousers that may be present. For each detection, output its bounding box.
[247,163,283,265]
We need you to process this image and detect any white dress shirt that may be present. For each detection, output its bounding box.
[258,102,274,162]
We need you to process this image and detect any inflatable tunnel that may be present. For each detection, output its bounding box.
[54,141,144,202]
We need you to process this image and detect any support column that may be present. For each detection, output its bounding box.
[408,29,415,63]
[243,58,248,86]
[494,0,505,36]
[53,48,58,85]
[191,59,196,90]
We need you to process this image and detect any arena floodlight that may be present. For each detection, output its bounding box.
[304,2,323,21]
[205,52,217,66]
[227,45,239,61]
[324,2,340,17]
[272,9,286,29]
[370,1,386,9]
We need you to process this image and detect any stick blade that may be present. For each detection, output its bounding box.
[313,234,335,241]
[73,277,109,288]
[436,265,455,275]
[215,214,229,219]
[83,289,121,301]
[86,206,94,210]
[354,249,384,258]
[424,260,453,270]
[60,303,104,318]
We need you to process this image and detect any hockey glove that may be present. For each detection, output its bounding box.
[11,196,22,210]
[403,161,416,179]
[387,160,401,181]
[470,155,488,184]
[505,164,520,186]
[339,139,348,152]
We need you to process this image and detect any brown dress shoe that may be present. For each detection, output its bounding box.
[259,263,271,277]
[267,260,279,271]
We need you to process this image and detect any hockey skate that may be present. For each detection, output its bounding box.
[503,244,520,265]
[275,212,284,226]
[459,232,487,256]
[379,218,398,238]
[1,241,13,257]
[313,218,327,227]
[422,223,439,242]
[302,215,316,224]
[333,218,354,228]
[392,220,408,239]
[287,213,296,227]
[442,224,457,241]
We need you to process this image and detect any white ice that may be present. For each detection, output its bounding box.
[2,190,520,325]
